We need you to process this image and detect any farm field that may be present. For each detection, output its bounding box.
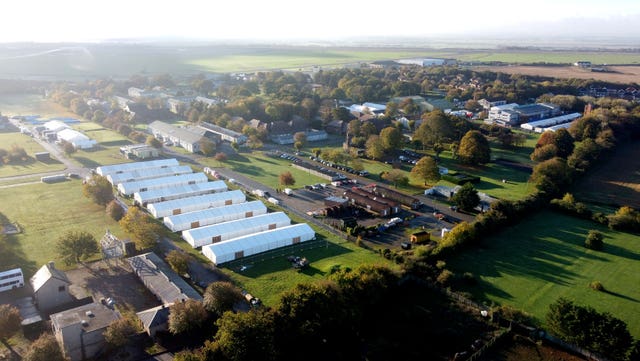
[447,210,640,338]
[573,141,640,209]
[0,94,77,118]
[472,65,640,84]
[0,132,66,178]
[0,181,124,276]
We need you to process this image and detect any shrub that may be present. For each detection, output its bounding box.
[436,269,454,286]
[584,230,604,250]
[106,199,125,221]
[435,260,446,270]
[589,281,604,291]
[441,172,480,185]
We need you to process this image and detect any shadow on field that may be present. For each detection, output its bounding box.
[603,289,639,303]
[101,139,133,147]
[73,156,101,168]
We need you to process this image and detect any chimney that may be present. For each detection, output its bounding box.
[48,261,55,269]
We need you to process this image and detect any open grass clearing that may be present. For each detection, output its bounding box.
[0,133,66,177]
[0,181,124,275]
[447,210,640,338]
[68,121,136,168]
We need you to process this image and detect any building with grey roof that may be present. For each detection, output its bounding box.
[148,120,205,153]
[198,122,247,144]
[136,305,170,337]
[50,302,121,361]
[127,252,202,305]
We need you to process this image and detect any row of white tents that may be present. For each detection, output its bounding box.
[98,158,315,265]
[520,112,581,133]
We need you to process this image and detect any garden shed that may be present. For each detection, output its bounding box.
[182,211,291,248]
[201,223,316,265]
[96,158,179,177]
[163,200,267,232]
[133,180,227,206]
[147,190,246,218]
[117,172,208,195]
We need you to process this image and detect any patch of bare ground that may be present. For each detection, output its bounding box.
[481,335,587,361]
[473,65,640,84]
[574,142,640,209]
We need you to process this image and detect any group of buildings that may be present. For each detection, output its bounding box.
[18,118,97,150]
[97,158,316,266]
[486,100,582,133]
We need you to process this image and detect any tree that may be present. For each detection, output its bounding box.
[146,135,162,149]
[215,309,277,361]
[166,250,190,275]
[61,140,76,155]
[106,199,125,221]
[82,174,114,206]
[451,182,480,211]
[379,126,402,152]
[168,299,208,335]
[119,207,161,250]
[553,128,575,158]
[410,156,440,186]
[279,171,295,187]
[584,230,604,250]
[214,152,228,166]
[199,139,217,156]
[382,169,408,188]
[458,130,490,165]
[529,157,573,196]
[418,110,454,145]
[23,334,65,361]
[0,304,21,357]
[365,135,384,160]
[104,317,139,348]
[530,143,558,162]
[56,230,99,265]
[293,132,307,151]
[546,298,633,361]
[203,281,244,316]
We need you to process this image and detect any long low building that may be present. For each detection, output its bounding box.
[117,172,208,196]
[163,200,267,232]
[147,190,246,218]
[97,158,179,177]
[57,128,97,149]
[134,180,227,206]
[182,212,291,248]
[520,112,582,131]
[107,165,193,186]
[201,223,315,265]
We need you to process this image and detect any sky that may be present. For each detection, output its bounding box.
[1,0,639,43]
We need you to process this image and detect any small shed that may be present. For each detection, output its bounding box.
[410,230,430,244]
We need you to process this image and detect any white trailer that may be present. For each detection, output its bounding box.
[182,212,291,248]
[163,200,267,232]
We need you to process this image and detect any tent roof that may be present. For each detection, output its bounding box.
[135,180,227,202]
[118,172,206,194]
[148,190,244,213]
[164,200,266,225]
[97,158,179,177]
[107,165,193,185]
[183,212,290,240]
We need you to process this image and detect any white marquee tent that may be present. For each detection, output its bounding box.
[163,200,267,232]
[107,165,193,186]
[96,158,179,177]
[56,128,97,149]
[147,190,246,218]
[134,180,227,206]
[201,223,315,265]
[117,172,208,195]
[182,212,291,248]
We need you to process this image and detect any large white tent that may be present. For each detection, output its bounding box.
[520,112,581,131]
[56,128,97,149]
[182,212,291,248]
[107,165,193,186]
[201,223,316,265]
[147,190,246,218]
[163,201,267,232]
[134,180,227,206]
[96,158,179,177]
[117,172,208,195]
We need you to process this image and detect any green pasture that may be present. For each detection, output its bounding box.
[199,151,327,189]
[69,121,135,168]
[447,210,640,338]
[0,133,66,178]
[456,51,640,65]
[222,232,394,306]
[0,182,124,275]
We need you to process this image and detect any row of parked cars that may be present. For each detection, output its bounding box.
[308,156,369,177]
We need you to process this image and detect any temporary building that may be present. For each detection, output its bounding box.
[107,165,193,186]
[117,173,208,196]
[147,190,246,218]
[182,212,291,248]
[201,223,315,265]
[96,158,179,177]
[134,180,227,206]
[56,128,97,149]
[163,201,267,232]
[520,112,581,131]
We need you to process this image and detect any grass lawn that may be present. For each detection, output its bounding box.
[0,181,125,276]
[446,210,640,338]
[0,133,66,177]
[221,231,395,306]
[200,151,328,189]
[69,121,135,168]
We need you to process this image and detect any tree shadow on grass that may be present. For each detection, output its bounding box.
[602,289,639,303]
[73,156,101,169]
[100,139,133,147]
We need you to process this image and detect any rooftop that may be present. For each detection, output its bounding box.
[30,261,70,292]
[50,302,120,333]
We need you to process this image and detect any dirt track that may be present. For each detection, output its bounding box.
[473,65,640,84]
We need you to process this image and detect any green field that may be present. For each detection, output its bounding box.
[69,121,135,168]
[0,182,125,275]
[447,210,640,338]
[0,133,66,178]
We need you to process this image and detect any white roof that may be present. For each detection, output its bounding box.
[57,128,90,142]
[43,120,69,132]
[96,158,179,177]
[202,223,315,265]
[134,180,227,205]
[520,112,582,130]
[164,200,267,232]
[147,190,246,218]
[30,262,69,292]
[107,165,193,185]
[183,212,291,248]
[117,172,208,195]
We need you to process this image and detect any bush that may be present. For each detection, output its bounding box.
[441,172,480,185]
[436,269,454,286]
[584,230,604,250]
[589,281,604,291]
[106,199,125,221]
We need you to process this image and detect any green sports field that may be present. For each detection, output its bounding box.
[447,210,640,338]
